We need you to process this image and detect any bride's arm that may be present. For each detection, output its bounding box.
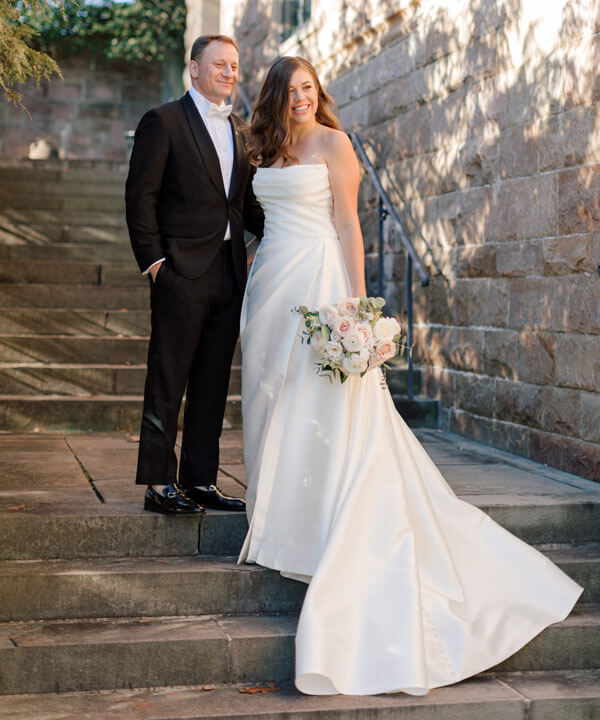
[326,131,367,297]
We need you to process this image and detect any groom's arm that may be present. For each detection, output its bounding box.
[125,109,169,274]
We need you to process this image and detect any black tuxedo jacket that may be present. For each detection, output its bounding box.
[125,92,263,289]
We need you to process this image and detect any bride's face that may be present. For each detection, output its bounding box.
[287,68,318,126]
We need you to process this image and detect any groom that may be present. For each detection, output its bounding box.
[126,34,263,514]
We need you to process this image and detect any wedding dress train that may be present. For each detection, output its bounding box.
[238,163,582,696]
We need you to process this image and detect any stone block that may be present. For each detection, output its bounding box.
[540,104,600,171]
[483,328,518,378]
[543,235,593,275]
[412,324,441,366]
[453,371,495,417]
[530,430,600,482]
[567,276,600,333]
[440,326,484,372]
[581,390,600,443]
[85,76,122,103]
[454,278,509,327]
[430,89,469,151]
[555,334,600,391]
[423,365,455,406]
[518,331,556,384]
[338,95,369,131]
[559,164,600,234]
[425,276,454,325]
[496,379,544,429]
[368,76,413,126]
[460,136,499,187]
[466,77,508,137]
[79,103,124,120]
[394,105,432,159]
[488,417,531,456]
[454,186,493,245]
[486,174,557,243]
[509,277,569,331]
[499,123,538,179]
[496,240,543,277]
[449,407,496,445]
[46,80,83,101]
[542,386,582,437]
[564,34,600,109]
[455,244,497,278]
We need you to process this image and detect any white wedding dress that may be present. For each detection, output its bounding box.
[238,163,582,696]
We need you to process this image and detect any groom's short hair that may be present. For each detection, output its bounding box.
[191,35,239,62]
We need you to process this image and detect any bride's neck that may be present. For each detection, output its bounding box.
[289,119,318,145]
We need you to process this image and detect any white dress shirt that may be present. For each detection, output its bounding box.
[144,87,234,274]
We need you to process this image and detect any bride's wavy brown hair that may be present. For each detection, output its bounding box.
[247,56,341,167]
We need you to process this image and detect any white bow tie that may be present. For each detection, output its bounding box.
[206,103,233,120]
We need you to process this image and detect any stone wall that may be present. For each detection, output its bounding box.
[0,55,162,161]
[225,0,600,481]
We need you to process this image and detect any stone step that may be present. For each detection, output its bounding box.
[0,284,149,309]
[385,365,423,396]
[0,260,143,286]
[0,556,305,622]
[0,309,150,336]
[0,394,243,431]
[393,395,439,428]
[2,496,599,562]
[0,335,150,364]
[0,167,127,186]
[0,364,241,396]
[2,671,599,720]
[0,608,598,695]
[0,335,242,365]
[0,179,125,198]
[0,242,133,263]
[0,223,129,244]
[0,193,125,212]
[0,549,595,624]
[2,209,126,228]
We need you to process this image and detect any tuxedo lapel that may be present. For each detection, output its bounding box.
[181,93,226,198]
[228,115,245,200]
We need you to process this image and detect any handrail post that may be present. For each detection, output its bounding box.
[377,196,387,297]
[406,254,414,400]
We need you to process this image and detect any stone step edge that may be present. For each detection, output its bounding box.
[0,363,242,370]
[0,394,242,401]
[1,671,598,720]
[1,605,596,654]
[1,546,595,574]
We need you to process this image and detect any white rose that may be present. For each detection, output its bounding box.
[355,321,373,347]
[323,340,344,362]
[332,315,355,337]
[372,340,397,365]
[373,317,401,342]
[342,351,369,375]
[319,304,339,327]
[337,297,361,316]
[342,332,363,352]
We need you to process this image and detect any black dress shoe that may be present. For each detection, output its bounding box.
[144,483,204,515]
[184,484,246,512]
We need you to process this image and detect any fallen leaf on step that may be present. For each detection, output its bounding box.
[6,505,26,511]
[239,682,279,695]
[138,619,151,624]
[126,435,140,443]
[135,702,150,710]
[201,685,216,691]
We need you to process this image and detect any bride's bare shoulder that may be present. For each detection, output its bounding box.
[318,127,358,169]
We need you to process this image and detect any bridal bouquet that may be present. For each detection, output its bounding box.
[296,296,404,383]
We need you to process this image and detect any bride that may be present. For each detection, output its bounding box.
[237,56,582,696]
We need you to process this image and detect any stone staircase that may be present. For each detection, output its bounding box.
[0,429,599,717]
[1,162,599,717]
[0,162,242,432]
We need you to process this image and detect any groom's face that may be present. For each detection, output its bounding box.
[190,40,239,105]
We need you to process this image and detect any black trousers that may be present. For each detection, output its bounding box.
[135,241,242,488]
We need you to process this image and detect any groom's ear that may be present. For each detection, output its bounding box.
[189,59,199,80]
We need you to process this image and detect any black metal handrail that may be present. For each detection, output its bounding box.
[348,132,429,400]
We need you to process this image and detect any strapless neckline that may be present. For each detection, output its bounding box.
[259,163,328,170]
